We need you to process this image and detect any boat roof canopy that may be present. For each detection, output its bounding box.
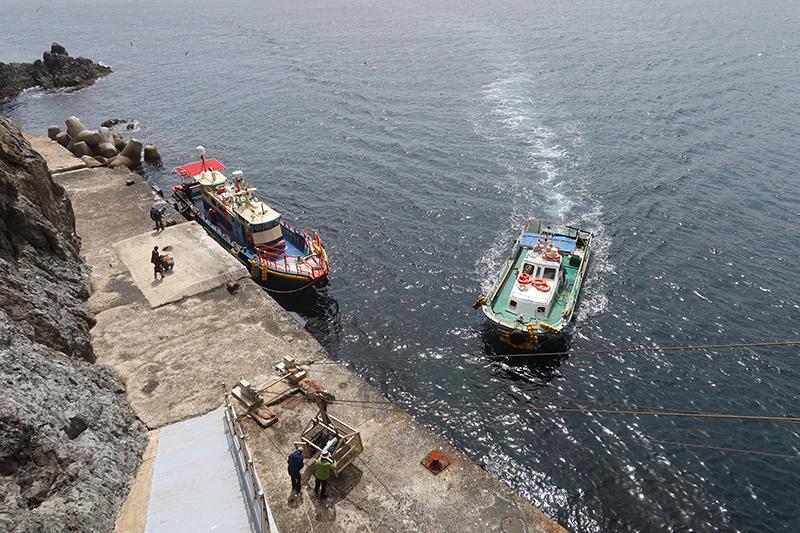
[174,159,226,178]
[520,232,577,253]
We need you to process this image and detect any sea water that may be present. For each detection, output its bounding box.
[3,0,800,530]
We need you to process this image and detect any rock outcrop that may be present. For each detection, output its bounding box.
[0,117,147,532]
[0,43,112,101]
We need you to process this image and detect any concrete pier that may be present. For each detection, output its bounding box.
[26,132,568,533]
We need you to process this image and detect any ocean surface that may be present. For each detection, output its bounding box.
[3,0,800,530]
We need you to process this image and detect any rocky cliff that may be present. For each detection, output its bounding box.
[0,44,112,101]
[0,117,147,532]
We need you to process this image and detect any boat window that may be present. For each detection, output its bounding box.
[537,307,545,313]
[523,264,533,274]
[543,267,557,280]
[509,300,517,308]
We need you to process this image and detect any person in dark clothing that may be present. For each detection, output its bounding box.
[152,246,163,279]
[182,182,193,202]
[287,448,304,493]
[150,206,165,231]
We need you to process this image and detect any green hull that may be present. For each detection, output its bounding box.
[478,220,594,349]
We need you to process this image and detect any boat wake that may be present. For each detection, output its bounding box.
[474,72,574,221]
[472,72,611,326]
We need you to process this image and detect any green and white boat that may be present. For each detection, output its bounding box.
[475,219,594,349]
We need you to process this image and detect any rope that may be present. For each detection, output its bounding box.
[261,279,319,294]
[330,398,800,424]
[309,340,800,365]
[303,370,769,419]
[356,456,404,505]
[306,395,800,459]
[528,424,800,460]
[432,382,712,415]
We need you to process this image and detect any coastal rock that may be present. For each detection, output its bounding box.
[96,127,118,158]
[0,117,95,362]
[80,154,103,168]
[108,138,143,169]
[0,117,148,532]
[143,143,161,164]
[0,116,93,360]
[71,140,93,158]
[0,322,147,533]
[0,43,112,101]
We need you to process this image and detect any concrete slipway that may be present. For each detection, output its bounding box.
[27,132,567,533]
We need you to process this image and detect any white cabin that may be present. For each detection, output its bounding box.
[505,243,563,318]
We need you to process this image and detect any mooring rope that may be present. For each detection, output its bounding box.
[262,279,318,294]
[525,424,800,460]
[330,398,800,424]
[319,397,800,459]
[309,340,800,365]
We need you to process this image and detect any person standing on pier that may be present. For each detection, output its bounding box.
[150,206,165,231]
[314,450,337,499]
[288,447,304,493]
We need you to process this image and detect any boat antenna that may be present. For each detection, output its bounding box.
[196,146,207,171]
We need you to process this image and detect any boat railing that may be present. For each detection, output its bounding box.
[303,227,329,271]
[188,204,245,254]
[562,237,594,314]
[488,248,523,306]
[255,243,324,276]
[176,168,194,182]
[221,383,277,533]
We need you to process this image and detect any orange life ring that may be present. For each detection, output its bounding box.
[216,184,226,194]
[545,249,561,262]
[517,272,532,284]
[532,278,551,292]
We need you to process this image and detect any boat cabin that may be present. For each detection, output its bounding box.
[506,247,563,318]
[194,167,285,249]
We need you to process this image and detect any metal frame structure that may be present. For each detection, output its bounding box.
[296,410,363,477]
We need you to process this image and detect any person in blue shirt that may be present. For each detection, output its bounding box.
[150,206,164,231]
[287,447,304,492]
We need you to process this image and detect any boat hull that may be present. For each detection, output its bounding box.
[478,219,593,349]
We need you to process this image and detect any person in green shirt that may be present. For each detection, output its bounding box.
[314,450,337,499]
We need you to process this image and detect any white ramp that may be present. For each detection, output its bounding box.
[145,409,253,532]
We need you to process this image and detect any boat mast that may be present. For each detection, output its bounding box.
[197,146,207,171]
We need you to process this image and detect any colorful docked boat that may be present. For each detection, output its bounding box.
[475,219,593,349]
[172,147,329,291]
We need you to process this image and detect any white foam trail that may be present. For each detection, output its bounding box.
[476,74,573,220]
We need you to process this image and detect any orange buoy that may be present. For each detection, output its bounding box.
[545,249,561,262]
[518,272,533,284]
[532,278,551,292]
